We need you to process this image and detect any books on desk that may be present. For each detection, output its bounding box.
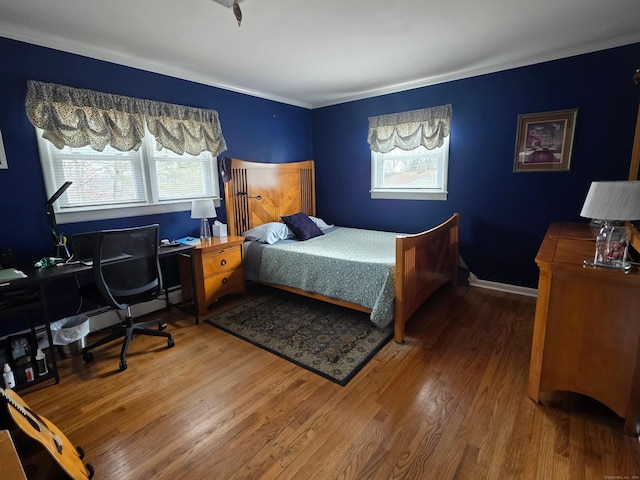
[0,268,27,283]
[175,237,201,246]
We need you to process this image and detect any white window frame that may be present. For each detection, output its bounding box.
[36,127,221,224]
[370,136,449,201]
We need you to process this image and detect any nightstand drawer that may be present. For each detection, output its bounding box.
[202,248,242,277]
[204,269,244,303]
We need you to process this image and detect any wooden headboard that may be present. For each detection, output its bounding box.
[223,159,316,236]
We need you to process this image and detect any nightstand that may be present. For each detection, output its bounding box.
[178,236,245,317]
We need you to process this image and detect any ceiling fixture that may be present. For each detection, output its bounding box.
[212,0,243,26]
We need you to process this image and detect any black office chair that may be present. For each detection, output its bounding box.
[80,224,175,371]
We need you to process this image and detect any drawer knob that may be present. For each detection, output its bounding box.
[220,259,227,266]
[222,277,228,284]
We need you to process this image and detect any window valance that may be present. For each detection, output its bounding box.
[25,80,227,156]
[368,104,452,153]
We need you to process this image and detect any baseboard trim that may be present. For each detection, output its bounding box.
[468,277,538,298]
[86,277,537,331]
[87,289,184,332]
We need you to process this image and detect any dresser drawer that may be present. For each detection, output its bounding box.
[202,247,242,277]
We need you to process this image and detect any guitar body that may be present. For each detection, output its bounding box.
[0,387,93,480]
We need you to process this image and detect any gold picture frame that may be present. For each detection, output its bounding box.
[513,108,578,173]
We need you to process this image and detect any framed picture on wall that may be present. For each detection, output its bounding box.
[513,108,578,173]
[0,129,7,169]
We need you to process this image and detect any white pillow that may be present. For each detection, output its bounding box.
[309,216,334,230]
[242,222,292,244]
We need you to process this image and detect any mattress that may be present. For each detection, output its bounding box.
[243,226,398,327]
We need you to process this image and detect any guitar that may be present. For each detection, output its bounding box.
[0,386,94,480]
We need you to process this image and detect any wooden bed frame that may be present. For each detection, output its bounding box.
[223,158,460,343]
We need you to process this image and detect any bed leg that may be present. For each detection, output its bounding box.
[394,324,405,344]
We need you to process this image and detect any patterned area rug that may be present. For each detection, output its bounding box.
[205,290,393,385]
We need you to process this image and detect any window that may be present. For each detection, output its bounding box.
[368,104,452,201]
[371,137,449,200]
[37,128,219,223]
[26,80,226,224]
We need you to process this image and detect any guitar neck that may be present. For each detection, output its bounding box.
[1,387,61,449]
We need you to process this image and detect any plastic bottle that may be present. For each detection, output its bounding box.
[35,349,48,376]
[3,363,16,389]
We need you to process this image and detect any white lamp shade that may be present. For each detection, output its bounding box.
[191,199,217,219]
[580,181,640,221]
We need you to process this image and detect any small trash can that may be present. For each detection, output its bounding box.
[50,315,90,357]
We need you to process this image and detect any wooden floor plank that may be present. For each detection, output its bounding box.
[14,284,640,479]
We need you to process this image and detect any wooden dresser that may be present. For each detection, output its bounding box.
[528,222,640,435]
[179,236,245,316]
[627,68,640,257]
[0,430,27,480]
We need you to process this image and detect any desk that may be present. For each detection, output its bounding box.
[0,242,195,389]
[27,242,198,322]
[528,222,640,436]
[28,242,194,285]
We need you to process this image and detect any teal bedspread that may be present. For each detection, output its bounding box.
[247,227,399,327]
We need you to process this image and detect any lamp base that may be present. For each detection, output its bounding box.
[56,243,70,260]
[200,218,212,240]
[583,258,631,270]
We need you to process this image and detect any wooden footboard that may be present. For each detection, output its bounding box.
[394,213,460,343]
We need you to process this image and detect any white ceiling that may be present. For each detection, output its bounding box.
[1,0,639,109]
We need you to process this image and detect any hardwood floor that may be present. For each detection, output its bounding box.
[19,285,640,479]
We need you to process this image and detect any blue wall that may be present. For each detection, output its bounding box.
[0,37,313,264]
[0,37,312,331]
[1,35,639,298]
[313,43,640,288]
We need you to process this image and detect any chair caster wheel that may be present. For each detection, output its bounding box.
[119,360,128,371]
[83,351,94,362]
[168,338,175,348]
[158,322,167,331]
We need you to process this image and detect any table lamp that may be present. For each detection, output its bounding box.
[579,181,640,270]
[191,199,217,240]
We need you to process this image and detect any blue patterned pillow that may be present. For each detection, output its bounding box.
[281,212,324,240]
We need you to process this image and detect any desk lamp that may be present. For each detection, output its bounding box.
[46,181,72,258]
[191,199,217,240]
[580,181,640,270]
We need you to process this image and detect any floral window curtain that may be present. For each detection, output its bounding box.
[25,80,227,156]
[367,104,452,153]
[144,101,226,156]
